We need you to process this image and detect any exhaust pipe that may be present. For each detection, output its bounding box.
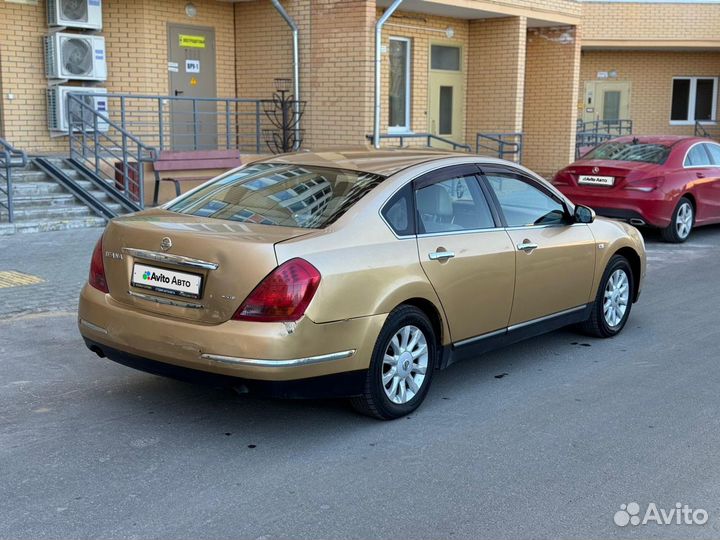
[629,218,646,227]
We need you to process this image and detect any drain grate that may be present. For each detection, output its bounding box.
[0,271,45,289]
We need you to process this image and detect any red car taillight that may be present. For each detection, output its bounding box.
[624,176,663,192]
[551,171,571,186]
[232,258,321,322]
[89,236,109,293]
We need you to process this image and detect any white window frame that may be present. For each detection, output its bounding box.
[670,76,718,126]
[388,37,412,134]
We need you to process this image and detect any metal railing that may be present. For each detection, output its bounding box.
[575,119,633,159]
[68,93,157,209]
[577,119,633,136]
[695,121,719,140]
[575,132,614,159]
[0,137,28,223]
[66,93,272,210]
[91,94,268,153]
[476,133,523,163]
[367,133,472,152]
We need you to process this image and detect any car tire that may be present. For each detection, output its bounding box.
[350,305,438,420]
[661,197,694,243]
[579,254,634,338]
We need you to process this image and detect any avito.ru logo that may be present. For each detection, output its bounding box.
[614,502,708,527]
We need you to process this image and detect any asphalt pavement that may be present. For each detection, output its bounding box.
[1,224,720,539]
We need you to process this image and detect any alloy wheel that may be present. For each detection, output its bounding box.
[676,201,693,240]
[382,325,429,404]
[603,269,630,328]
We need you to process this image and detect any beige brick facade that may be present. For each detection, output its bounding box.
[582,2,720,44]
[524,25,582,176]
[0,0,719,178]
[580,49,720,137]
[466,16,526,142]
[0,0,236,153]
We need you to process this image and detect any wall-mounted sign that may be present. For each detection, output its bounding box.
[597,71,609,79]
[185,59,200,73]
[179,35,206,49]
[168,62,179,73]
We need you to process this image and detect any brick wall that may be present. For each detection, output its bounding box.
[580,50,720,136]
[466,16,526,144]
[0,0,236,153]
[583,2,720,42]
[523,25,581,177]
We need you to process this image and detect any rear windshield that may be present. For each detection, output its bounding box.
[583,142,671,164]
[167,163,386,229]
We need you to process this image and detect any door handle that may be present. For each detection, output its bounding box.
[696,172,705,178]
[517,242,538,252]
[174,90,184,96]
[429,251,455,261]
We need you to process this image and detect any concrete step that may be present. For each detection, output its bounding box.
[13,193,79,207]
[12,182,66,196]
[0,216,107,236]
[0,204,96,221]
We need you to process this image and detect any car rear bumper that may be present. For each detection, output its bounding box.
[78,283,385,384]
[558,186,674,228]
[83,338,367,398]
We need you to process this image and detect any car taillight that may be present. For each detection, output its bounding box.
[624,176,663,192]
[232,258,321,322]
[552,171,571,186]
[89,235,109,293]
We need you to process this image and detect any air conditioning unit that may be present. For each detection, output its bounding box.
[48,0,103,30]
[45,33,107,81]
[48,86,109,133]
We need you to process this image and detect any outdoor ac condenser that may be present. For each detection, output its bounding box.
[47,0,103,31]
[47,86,109,133]
[44,33,107,81]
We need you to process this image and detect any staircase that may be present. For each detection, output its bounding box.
[0,158,123,236]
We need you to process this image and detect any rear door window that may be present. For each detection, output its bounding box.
[685,144,712,167]
[168,164,386,228]
[414,174,495,234]
[703,143,720,166]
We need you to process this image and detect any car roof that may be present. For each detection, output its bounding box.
[606,135,708,147]
[258,148,476,176]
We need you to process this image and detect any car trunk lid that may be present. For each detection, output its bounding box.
[102,209,313,324]
[562,160,660,190]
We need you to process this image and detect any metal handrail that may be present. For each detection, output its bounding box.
[67,93,158,209]
[575,131,614,159]
[366,133,472,152]
[577,119,633,135]
[476,133,523,163]
[0,137,28,223]
[694,121,719,140]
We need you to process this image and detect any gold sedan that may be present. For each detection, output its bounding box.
[78,150,646,419]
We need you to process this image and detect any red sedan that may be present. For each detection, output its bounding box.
[553,136,720,242]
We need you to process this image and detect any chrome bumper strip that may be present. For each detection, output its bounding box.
[128,290,204,309]
[201,349,356,368]
[122,248,219,270]
[79,318,108,335]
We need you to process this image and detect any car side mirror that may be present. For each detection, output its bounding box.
[574,204,595,224]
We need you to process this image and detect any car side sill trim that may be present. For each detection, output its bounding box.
[441,303,593,369]
[507,305,587,332]
[201,349,356,368]
[122,248,219,270]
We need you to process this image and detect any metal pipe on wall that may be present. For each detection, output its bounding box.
[373,0,405,149]
[270,0,300,149]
